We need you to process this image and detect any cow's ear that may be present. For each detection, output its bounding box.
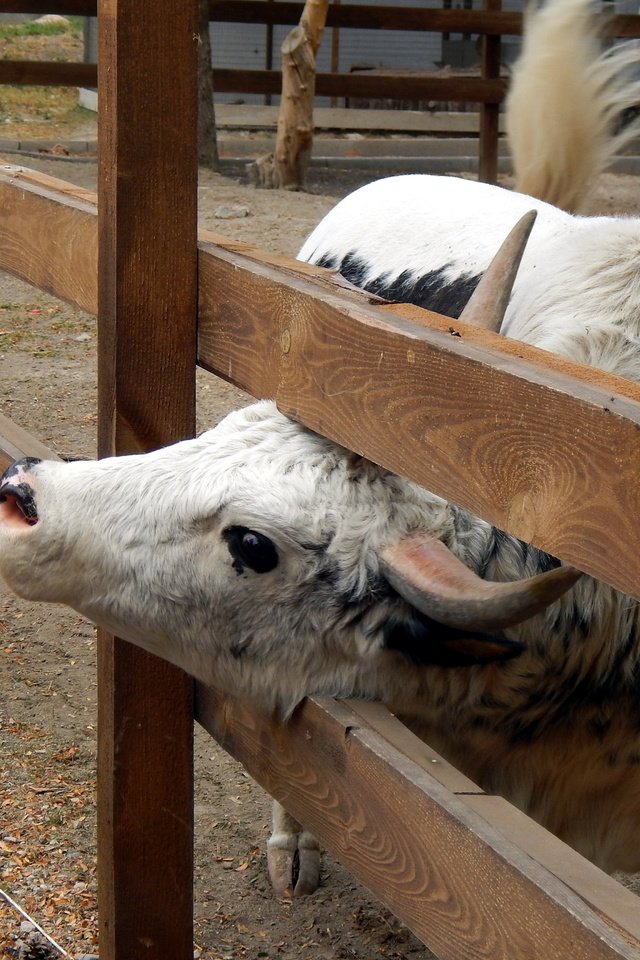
[381,608,525,667]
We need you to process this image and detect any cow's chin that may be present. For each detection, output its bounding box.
[0,566,63,604]
[0,523,70,606]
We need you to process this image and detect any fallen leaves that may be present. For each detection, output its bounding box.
[0,716,98,955]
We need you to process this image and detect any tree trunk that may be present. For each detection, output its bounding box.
[249,0,328,190]
[198,0,219,170]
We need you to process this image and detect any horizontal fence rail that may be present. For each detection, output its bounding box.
[5,0,640,38]
[2,166,640,959]
[195,689,640,960]
[0,60,506,102]
[3,4,640,101]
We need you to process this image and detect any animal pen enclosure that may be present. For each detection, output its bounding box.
[1,2,640,960]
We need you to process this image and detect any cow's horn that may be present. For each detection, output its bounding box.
[378,532,581,631]
[459,210,537,332]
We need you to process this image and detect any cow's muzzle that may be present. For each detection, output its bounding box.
[0,458,42,527]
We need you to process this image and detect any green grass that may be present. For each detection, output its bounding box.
[0,18,83,41]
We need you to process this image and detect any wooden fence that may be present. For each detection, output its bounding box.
[1,1,640,958]
[3,1,640,180]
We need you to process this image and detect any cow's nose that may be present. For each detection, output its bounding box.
[0,458,42,527]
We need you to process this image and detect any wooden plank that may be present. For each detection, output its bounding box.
[210,2,640,39]
[343,700,483,794]
[209,2,525,34]
[0,413,59,473]
[0,165,97,314]
[0,61,505,106]
[96,0,198,958]
[0,60,97,87]
[195,687,640,960]
[0,1,524,33]
[196,237,640,598]
[465,796,640,948]
[344,700,640,948]
[212,68,508,103]
[4,1,640,38]
[0,0,96,12]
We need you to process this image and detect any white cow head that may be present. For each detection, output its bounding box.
[0,401,578,715]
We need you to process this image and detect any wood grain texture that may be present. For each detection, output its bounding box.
[2,131,640,960]
[464,796,640,948]
[97,7,198,455]
[0,414,59,474]
[0,65,504,111]
[209,1,524,33]
[96,0,198,957]
[195,688,640,960]
[197,239,640,599]
[0,66,504,106]
[0,0,523,33]
[344,700,640,949]
[0,60,97,87]
[1,0,97,12]
[343,700,483,794]
[0,165,97,314]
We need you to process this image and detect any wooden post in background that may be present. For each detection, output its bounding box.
[479,0,501,183]
[97,1,198,957]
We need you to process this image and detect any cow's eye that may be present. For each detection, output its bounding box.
[224,526,279,573]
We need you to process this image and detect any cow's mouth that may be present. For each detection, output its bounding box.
[0,482,39,528]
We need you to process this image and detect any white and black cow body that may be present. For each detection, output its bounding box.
[300,175,640,382]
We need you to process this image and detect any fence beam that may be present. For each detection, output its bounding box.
[96,0,198,957]
[6,0,640,38]
[196,689,640,960]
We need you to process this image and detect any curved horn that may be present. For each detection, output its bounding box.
[459,209,537,332]
[378,533,582,631]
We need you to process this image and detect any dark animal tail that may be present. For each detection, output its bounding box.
[506,0,640,212]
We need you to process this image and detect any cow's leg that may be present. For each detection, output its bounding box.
[267,801,321,896]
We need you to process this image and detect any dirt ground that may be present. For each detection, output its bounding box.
[2,132,640,958]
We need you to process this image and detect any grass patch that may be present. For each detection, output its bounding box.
[0,89,93,139]
[0,17,91,138]
[0,18,82,41]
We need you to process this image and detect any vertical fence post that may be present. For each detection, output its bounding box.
[96,1,198,957]
[479,0,501,183]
